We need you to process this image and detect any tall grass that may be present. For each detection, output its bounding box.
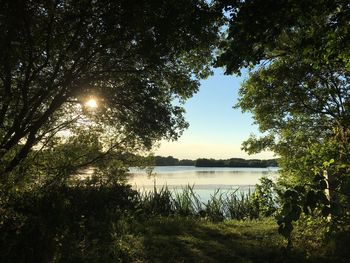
[224,189,259,220]
[173,185,202,216]
[136,185,267,221]
[137,185,174,216]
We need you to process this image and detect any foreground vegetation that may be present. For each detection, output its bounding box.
[1,180,349,263]
[131,217,341,263]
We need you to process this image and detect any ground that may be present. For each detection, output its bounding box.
[122,217,343,263]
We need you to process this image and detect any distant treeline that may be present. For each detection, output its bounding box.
[195,158,278,168]
[154,156,195,166]
[154,156,278,167]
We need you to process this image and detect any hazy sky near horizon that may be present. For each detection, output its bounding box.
[154,68,275,160]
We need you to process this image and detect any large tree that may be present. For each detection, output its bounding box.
[0,0,220,182]
[217,0,350,174]
[217,0,350,228]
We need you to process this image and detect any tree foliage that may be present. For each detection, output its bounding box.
[0,0,220,182]
[217,0,350,238]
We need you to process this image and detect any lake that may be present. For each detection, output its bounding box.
[128,166,279,202]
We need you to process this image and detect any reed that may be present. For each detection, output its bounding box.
[224,189,259,220]
[172,184,202,216]
[203,189,225,221]
[137,184,271,221]
[137,185,174,216]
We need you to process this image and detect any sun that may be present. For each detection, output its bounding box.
[85,98,98,108]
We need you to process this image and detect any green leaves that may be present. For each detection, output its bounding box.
[277,169,333,239]
[217,0,350,242]
[0,0,221,178]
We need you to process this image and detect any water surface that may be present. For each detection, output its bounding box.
[128,166,278,202]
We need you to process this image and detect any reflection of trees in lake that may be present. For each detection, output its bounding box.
[194,170,276,176]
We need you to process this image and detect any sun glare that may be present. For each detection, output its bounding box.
[85,98,98,108]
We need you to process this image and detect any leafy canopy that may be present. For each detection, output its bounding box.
[217,0,350,237]
[217,0,350,172]
[0,0,220,181]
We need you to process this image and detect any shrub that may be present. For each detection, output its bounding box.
[0,184,139,263]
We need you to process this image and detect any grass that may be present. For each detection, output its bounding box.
[122,217,346,263]
[135,218,282,263]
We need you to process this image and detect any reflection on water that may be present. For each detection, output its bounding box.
[128,166,278,201]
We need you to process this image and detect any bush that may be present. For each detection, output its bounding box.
[0,184,139,263]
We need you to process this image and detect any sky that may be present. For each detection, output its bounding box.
[154,68,275,160]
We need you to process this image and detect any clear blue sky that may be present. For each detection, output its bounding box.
[154,68,275,160]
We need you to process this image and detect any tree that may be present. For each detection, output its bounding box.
[0,0,220,183]
[154,156,179,166]
[217,0,350,236]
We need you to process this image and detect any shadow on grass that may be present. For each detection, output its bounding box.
[137,217,342,263]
